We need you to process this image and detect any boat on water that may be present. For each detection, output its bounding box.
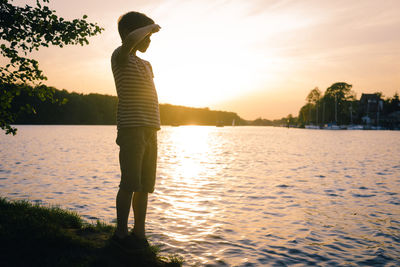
[305,125,320,129]
[364,125,386,130]
[323,123,341,130]
[347,125,364,130]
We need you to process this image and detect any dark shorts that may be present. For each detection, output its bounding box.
[116,127,158,193]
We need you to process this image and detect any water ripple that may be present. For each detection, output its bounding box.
[1,126,400,266]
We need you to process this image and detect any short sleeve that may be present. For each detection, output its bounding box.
[143,60,154,78]
[111,48,118,65]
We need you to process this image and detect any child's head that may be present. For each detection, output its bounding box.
[118,11,154,41]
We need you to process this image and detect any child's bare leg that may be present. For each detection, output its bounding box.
[115,188,133,238]
[132,191,148,239]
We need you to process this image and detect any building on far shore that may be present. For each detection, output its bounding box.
[359,93,383,125]
[298,90,400,129]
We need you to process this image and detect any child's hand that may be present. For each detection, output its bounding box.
[151,24,161,33]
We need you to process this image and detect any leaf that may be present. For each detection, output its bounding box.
[1,0,103,135]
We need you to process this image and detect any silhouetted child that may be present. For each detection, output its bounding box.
[110,11,161,252]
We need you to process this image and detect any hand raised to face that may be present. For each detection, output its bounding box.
[150,24,161,34]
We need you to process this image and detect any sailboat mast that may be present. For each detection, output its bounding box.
[335,95,337,124]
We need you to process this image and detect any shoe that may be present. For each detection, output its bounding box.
[110,234,145,253]
[129,232,150,248]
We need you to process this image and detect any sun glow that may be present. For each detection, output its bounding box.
[142,1,282,108]
[149,39,265,108]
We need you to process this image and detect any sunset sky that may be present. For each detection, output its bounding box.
[12,0,400,119]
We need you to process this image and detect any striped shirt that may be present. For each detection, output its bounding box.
[111,47,160,130]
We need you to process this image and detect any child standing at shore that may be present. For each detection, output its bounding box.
[110,11,161,251]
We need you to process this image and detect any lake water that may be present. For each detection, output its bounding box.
[1,125,400,266]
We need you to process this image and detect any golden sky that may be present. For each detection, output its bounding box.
[12,0,400,119]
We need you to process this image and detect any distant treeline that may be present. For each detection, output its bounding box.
[253,82,400,129]
[11,84,251,126]
[296,83,400,128]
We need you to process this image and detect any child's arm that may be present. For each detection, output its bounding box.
[117,24,160,64]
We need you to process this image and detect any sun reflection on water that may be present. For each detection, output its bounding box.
[155,126,222,243]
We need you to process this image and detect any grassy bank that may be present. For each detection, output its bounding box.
[0,197,183,267]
